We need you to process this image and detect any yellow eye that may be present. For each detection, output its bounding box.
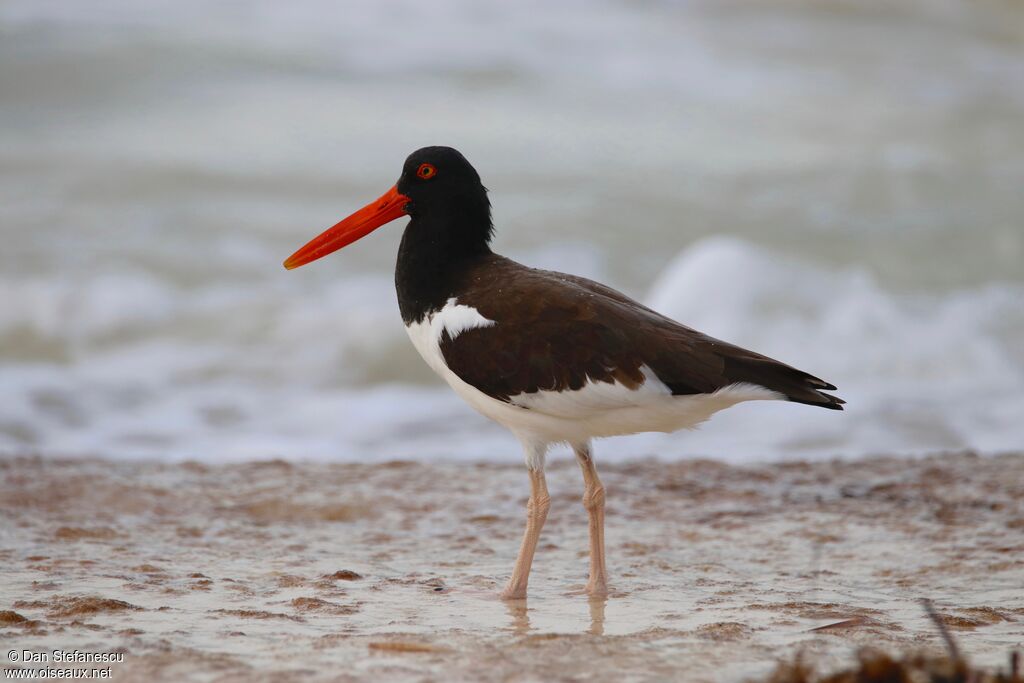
[417,163,436,179]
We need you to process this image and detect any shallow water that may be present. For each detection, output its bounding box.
[2,453,1022,681]
[1,0,1023,462]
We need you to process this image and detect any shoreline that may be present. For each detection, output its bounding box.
[2,451,1022,682]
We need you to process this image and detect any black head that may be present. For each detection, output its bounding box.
[283,145,492,271]
[396,146,492,233]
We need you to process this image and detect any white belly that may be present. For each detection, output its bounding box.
[404,299,781,446]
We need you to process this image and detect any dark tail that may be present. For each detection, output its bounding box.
[724,356,845,411]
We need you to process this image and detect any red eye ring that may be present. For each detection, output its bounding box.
[417,163,436,179]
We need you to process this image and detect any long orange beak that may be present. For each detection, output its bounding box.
[283,185,411,270]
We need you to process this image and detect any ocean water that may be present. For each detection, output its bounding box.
[1,0,1022,463]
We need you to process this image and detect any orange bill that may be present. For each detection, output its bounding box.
[284,185,410,269]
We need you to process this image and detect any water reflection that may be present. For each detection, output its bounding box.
[502,595,609,635]
[588,596,607,636]
[504,598,530,635]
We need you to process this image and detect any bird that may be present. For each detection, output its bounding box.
[283,146,843,600]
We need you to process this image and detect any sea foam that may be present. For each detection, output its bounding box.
[1,237,1020,463]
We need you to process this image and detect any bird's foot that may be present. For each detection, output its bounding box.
[500,583,528,600]
[564,580,609,599]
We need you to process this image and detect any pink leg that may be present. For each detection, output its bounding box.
[574,442,608,597]
[501,468,550,600]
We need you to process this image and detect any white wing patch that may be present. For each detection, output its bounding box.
[509,369,782,438]
[405,298,495,377]
[435,297,496,341]
[509,365,670,416]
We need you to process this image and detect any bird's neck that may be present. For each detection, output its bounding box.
[395,206,493,325]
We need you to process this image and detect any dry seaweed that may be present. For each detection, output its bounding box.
[763,600,1021,683]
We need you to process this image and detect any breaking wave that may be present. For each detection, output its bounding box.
[2,237,1020,462]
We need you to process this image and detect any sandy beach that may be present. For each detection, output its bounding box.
[1,451,1021,681]
[3,0,1023,680]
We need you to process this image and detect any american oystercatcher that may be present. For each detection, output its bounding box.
[284,146,843,599]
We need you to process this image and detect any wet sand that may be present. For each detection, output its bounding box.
[1,452,1022,682]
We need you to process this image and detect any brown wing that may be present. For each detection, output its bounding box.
[441,255,844,410]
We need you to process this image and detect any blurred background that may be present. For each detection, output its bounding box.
[1,0,1022,463]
